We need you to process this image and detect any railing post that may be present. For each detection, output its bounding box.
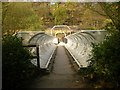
[36,45,40,68]
[23,44,40,68]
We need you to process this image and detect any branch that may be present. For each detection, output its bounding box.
[84,3,107,17]
[89,7,107,17]
[98,2,118,29]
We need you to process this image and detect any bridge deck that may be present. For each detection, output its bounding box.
[27,42,85,88]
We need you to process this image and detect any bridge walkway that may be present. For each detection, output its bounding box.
[27,42,86,88]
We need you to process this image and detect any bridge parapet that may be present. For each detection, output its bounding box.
[16,31,57,69]
[16,31,45,44]
[65,30,107,68]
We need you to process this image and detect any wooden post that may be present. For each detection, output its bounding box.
[23,44,40,68]
[36,46,40,68]
[23,44,36,47]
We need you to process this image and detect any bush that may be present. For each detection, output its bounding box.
[83,31,120,88]
[2,35,34,88]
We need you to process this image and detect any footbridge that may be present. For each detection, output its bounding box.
[16,26,107,71]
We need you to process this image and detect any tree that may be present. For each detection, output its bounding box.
[82,2,120,88]
[84,2,120,30]
[52,6,69,25]
[2,2,45,35]
[98,2,120,30]
[2,35,33,88]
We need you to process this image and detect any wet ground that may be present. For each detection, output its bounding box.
[27,42,86,88]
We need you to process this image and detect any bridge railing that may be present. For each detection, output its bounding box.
[16,31,57,70]
[65,30,107,68]
[23,44,40,68]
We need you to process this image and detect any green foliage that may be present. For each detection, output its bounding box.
[3,2,114,32]
[51,2,84,26]
[83,31,120,87]
[104,22,115,31]
[3,3,33,31]
[26,15,46,31]
[53,6,69,25]
[2,35,34,88]
[85,2,119,30]
[2,2,46,35]
[99,2,119,30]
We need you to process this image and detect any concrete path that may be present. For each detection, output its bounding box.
[28,42,85,88]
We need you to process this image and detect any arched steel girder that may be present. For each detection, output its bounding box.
[50,25,72,36]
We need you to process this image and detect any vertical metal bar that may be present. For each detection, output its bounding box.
[36,46,40,68]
